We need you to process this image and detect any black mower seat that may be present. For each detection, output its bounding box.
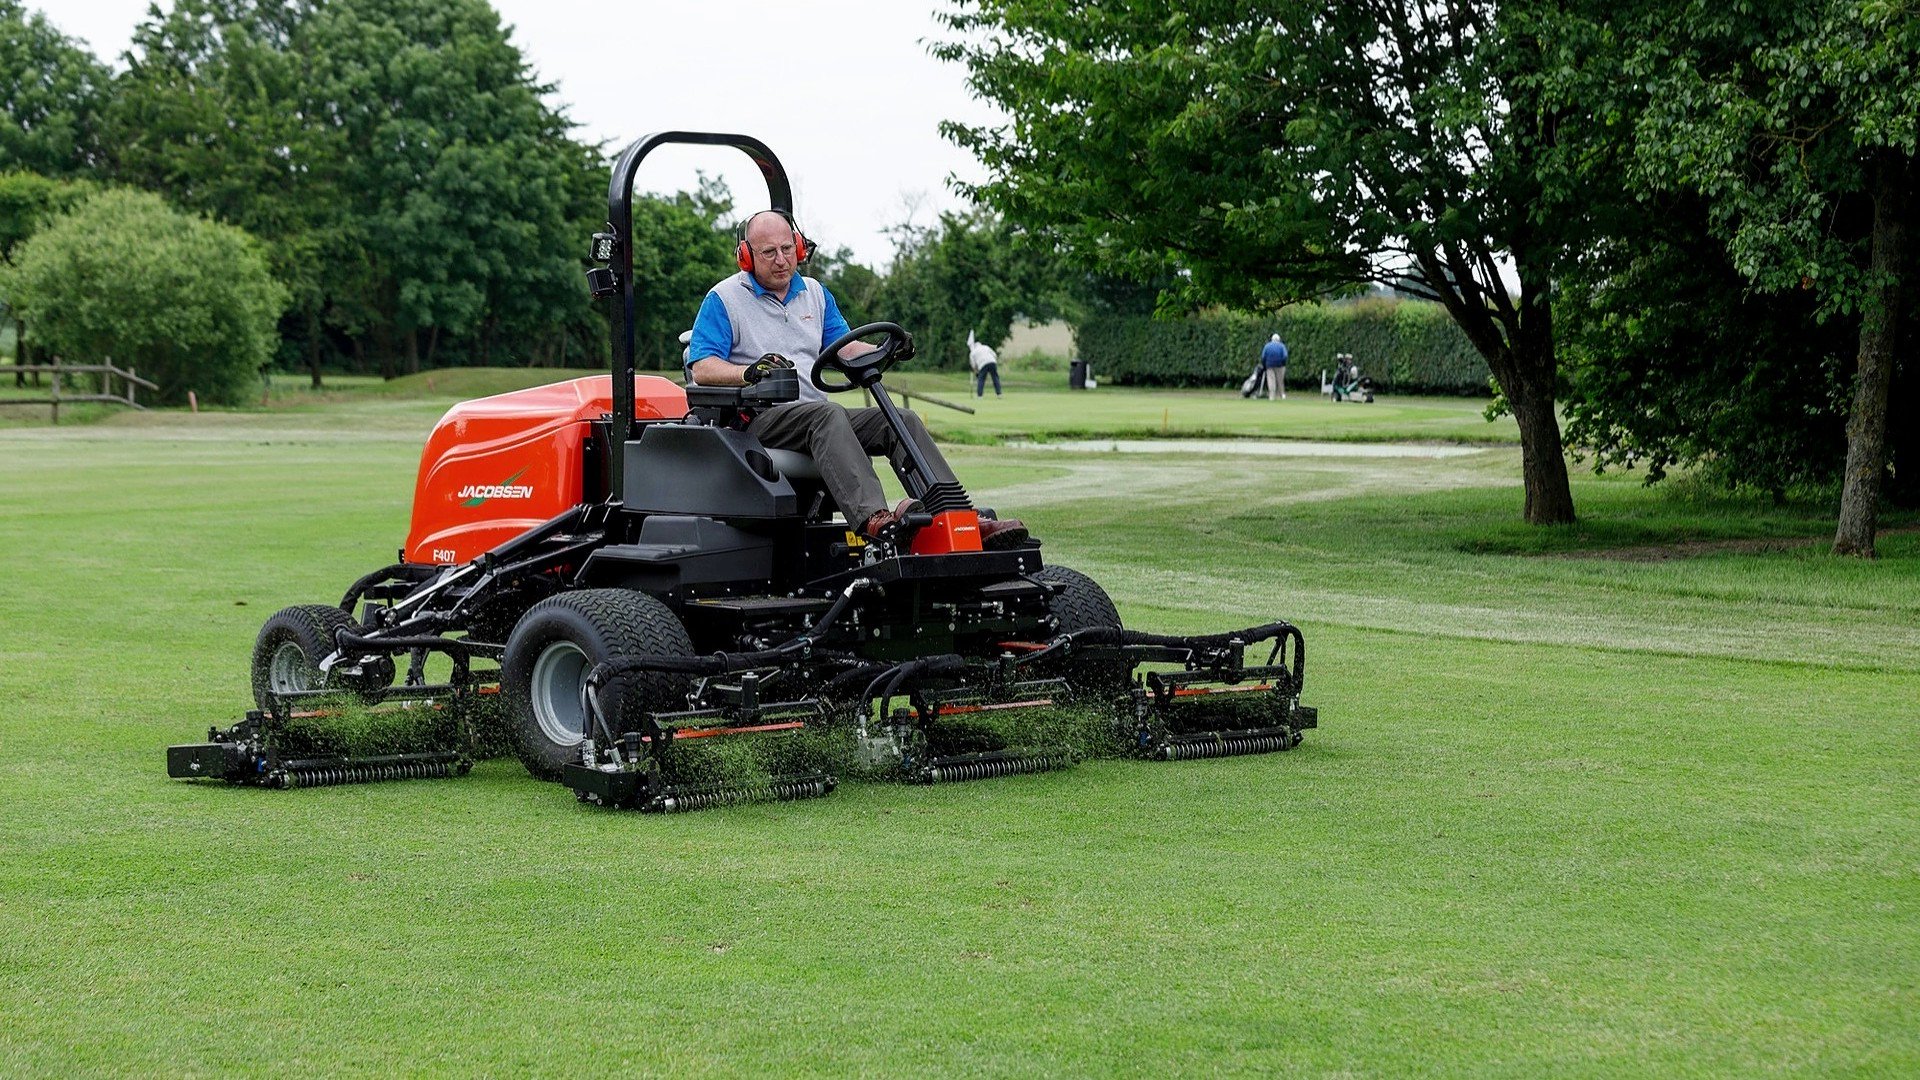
[766,448,821,480]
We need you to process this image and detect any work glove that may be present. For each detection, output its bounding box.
[741,353,794,384]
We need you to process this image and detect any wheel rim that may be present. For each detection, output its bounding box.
[529,640,590,746]
[268,641,322,695]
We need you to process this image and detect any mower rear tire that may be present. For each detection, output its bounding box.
[251,604,394,709]
[1035,565,1135,698]
[502,589,695,782]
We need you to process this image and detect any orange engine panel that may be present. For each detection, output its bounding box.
[404,375,687,565]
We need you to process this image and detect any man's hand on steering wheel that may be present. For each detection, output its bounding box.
[812,322,915,394]
[741,352,793,385]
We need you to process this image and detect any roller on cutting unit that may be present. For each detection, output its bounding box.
[167,130,1320,811]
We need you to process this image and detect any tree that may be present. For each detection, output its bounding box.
[108,0,346,388]
[1557,191,1857,495]
[805,245,884,331]
[625,187,736,369]
[1622,0,1918,555]
[4,189,288,405]
[939,0,1585,523]
[307,0,590,373]
[0,170,96,382]
[0,1,109,176]
[109,0,595,379]
[877,209,1066,369]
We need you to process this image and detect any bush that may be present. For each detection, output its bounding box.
[1004,347,1067,373]
[2,189,287,405]
[1073,301,1490,393]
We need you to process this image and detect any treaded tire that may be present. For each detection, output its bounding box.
[251,604,394,709]
[502,589,695,782]
[1035,565,1135,697]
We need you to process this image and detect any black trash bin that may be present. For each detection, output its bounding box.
[1068,359,1089,390]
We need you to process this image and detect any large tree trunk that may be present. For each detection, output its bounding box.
[1508,371,1577,524]
[1425,248,1577,525]
[1507,264,1576,525]
[1833,154,1910,557]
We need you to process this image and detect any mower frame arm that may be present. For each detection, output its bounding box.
[600,131,794,499]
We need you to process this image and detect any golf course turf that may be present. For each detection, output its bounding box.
[2,373,1913,1075]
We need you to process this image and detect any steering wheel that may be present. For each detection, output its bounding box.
[812,322,916,394]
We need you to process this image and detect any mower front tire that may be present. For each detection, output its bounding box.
[1035,565,1135,698]
[502,589,695,782]
[251,604,394,710]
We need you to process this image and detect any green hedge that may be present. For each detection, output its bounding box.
[1073,302,1490,393]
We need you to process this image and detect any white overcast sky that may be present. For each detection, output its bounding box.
[43,0,1001,268]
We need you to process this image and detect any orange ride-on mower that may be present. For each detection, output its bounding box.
[166,131,1317,811]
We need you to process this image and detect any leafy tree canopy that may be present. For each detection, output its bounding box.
[0,169,95,260]
[877,208,1066,369]
[1625,0,1917,315]
[4,188,288,404]
[626,182,736,369]
[1557,191,1857,494]
[108,0,597,373]
[0,1,109,176]
[1586,0,1919,552]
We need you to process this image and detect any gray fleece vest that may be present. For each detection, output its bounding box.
[708,271,832,404]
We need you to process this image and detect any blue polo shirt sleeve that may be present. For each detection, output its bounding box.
[686,292,736,381]
[819,285,851,352]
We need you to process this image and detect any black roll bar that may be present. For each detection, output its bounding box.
[601,131,794,498]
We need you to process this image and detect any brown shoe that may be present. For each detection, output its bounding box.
[978,517,1029,550]
[861,497,923,540]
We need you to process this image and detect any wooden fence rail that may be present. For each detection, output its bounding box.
[859,386,977,416]
[0,362,159,424]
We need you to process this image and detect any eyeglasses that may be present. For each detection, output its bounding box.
[754,243,798,263]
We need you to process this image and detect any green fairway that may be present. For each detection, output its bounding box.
[2,387,1915,1075]
[229,363,1522,446]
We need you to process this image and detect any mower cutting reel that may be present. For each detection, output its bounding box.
[857,659,1085,784]
[565,699,841,813]
[167,603,489,789]
[1120,626,1316,760]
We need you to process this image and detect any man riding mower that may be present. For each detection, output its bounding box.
[166,131,1318,812]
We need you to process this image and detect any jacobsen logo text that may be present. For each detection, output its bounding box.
[459,468,533,506]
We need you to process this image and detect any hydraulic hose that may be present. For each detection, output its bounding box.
[863,654,970,716]
[338,563,428,615]
[333,629,494,656]
[1014,621,1305,684]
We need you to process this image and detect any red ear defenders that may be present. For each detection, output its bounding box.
[736,209,811,272]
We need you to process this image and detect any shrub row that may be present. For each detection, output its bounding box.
[1073,302,1491,393]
